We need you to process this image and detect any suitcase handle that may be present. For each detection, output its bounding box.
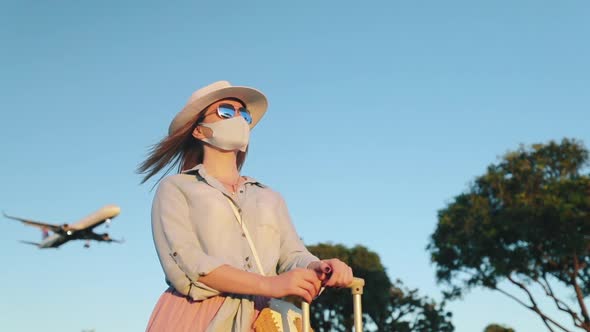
[301,277,365,332]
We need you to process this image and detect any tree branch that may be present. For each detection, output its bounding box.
[391,307,413,322]
[572,255,590,330]
[493,285,556,332]
[506,275,572,332]
[536,275,582,328]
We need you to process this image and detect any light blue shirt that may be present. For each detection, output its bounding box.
[151,164,319,331]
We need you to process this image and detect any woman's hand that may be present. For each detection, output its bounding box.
[266,268,322,303]
[308,259,354,288]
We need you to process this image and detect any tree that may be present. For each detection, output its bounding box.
[484,323,515,332]
[384,279,454,332]
[427,138,590,332]
[308,243,454,331]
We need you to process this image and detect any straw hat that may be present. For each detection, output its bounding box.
[168,80,268,135]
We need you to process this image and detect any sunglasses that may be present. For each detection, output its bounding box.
[203,103,252,124]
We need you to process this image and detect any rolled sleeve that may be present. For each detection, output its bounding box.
[152,178,229,297]
[275,195,319,274]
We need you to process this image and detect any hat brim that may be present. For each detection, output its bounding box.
[168,86,268,135]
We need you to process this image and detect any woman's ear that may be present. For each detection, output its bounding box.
[192,125,213,139]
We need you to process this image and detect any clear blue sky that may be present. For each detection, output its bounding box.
[1,1,588,331]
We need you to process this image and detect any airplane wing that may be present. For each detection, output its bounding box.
[3,212,63,233]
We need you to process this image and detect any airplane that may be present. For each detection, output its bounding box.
[3,205,123,249]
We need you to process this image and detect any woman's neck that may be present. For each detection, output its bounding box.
[202,146,240,183]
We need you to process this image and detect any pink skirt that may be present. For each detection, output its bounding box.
[146,287,268,332]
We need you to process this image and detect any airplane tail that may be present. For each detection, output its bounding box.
[19,240,40,247]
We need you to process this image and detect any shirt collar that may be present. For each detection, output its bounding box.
[182,164,261,186]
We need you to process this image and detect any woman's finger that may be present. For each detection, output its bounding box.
[303,274,322,297]
[299,279,319,302]
[319,261,333,274]
[291,269,321,301]
[310,261,332,281]
[296,287,312,303]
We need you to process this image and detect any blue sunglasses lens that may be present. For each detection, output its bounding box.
[217,104,253,124]
[239,108,253,124]
[217,105,235,119]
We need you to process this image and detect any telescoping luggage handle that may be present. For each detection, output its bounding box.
[301,277,365,332]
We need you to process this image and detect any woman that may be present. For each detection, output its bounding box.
[139,81,354,332]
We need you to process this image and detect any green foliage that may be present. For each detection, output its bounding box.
[484,323,515,332]
[308,243,454,332]
[428,138,590,331]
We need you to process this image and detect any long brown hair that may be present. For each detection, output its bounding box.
[137,110,248,184]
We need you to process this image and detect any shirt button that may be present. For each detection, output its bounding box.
[245,256,250,261]
[242,233,246,237]
[247,263,252,269]
[240,190,244,193]
[173,252,178,257]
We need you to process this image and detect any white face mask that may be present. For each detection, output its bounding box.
[199,116,250,152]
